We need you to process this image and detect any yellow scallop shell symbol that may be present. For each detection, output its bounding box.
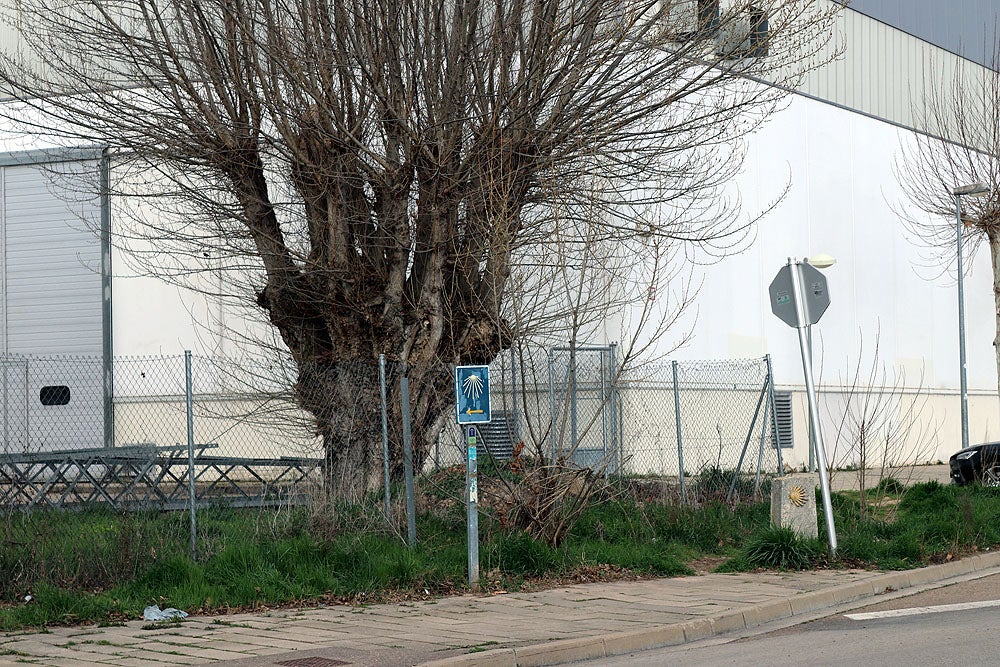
[788,485,807,508]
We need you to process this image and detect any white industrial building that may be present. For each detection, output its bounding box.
[623,0,1000,469]
[0,0,996,469]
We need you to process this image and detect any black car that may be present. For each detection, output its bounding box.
[950,442,1000,486]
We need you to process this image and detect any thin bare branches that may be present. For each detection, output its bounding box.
[0,0,840,490]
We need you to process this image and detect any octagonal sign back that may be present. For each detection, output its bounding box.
[769,262,830,328]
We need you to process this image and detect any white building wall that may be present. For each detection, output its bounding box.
[653,91,1000,466]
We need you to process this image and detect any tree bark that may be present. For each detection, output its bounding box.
[988,228,1000,426]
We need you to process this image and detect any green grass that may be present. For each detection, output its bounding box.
[4,479,1000,630]
[738,526,825,570]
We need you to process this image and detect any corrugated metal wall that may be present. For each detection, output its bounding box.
[1,159,104,355]
[0,155,107,453]
[794,1,989,142]
[0,1,991,142]
[846,0,999,69]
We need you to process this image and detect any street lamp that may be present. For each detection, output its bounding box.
[806,253,837,269]
[801,254,836,471]
[952,181,991,450]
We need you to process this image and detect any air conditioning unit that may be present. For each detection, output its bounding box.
[663,0,720,42]
[715,6,768,58]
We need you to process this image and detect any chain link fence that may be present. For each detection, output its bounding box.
[433,350,784,504]
[621,356,784,503]
[0,352,330,600]
[0,348,782,600]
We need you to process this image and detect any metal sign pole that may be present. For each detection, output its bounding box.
[379,354,391,522]
[400,365,417,546]
[806,325,816,472]
[465,425,480,589]
[769,259,837,554]
[787,259,838,554]
[454,365,490,589]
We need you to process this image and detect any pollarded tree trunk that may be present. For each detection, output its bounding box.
[279,307,506,498]
[294,360,385,499]
[236,143,512,497]
[988,227,1000,422]
[292,356,486,498]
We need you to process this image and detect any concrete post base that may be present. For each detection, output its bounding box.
[770,473,819,539]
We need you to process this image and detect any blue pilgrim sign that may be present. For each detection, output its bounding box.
[454,365,491,424]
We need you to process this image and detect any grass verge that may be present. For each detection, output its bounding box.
[1,478,998,629]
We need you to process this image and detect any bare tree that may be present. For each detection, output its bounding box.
[895,54,1000,404]
[0,0,839,495]
[822,328,940,518]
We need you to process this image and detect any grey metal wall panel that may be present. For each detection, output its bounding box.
[0,158,106,452]
[845,0,999,68]
[24,356,105,452]
[792,2,989,142]
[2,163,103,356]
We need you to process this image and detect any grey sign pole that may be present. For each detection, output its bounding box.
[379,354,391,521]
[400,363,417,546]
[465,425,480,589]
[770,259,838,555]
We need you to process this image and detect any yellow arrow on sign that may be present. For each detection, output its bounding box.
[466,409,484,415]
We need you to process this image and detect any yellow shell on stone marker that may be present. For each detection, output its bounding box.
[788,485,807,508]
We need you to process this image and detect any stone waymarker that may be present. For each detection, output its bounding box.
[770,473,819,539]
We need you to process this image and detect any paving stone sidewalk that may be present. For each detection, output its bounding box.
[0,568,889,667]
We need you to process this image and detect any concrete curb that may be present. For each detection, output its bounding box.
[420,551,1000,667]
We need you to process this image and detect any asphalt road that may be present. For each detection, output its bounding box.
[571,572,1000,666]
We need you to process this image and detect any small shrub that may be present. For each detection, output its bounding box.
[900,481,949,512]
[741,526,823,570]
[691,467,769,505]
[875,477,906,495]
[694,466,730,498]
[487,532,563,576]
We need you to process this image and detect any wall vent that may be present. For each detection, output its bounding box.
[772,390,793,449]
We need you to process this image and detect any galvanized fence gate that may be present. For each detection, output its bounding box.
[547,345,621,472]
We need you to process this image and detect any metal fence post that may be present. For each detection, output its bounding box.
[23,360,29,453]
[727,380,767,502]
[379,354,391,522]
[599,348,608,474]
[765,354,784,472]
[547,348,556,461]
[399,361,417,546]
[509,346,520,438]
[3,360,9,456]
[609,343,620,471]
[753,393,769,496]
[569,344,578,454]
[672,361,685,503]
[184,351,197,560]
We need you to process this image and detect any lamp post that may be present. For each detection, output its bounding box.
[803,254,836,472]
[952,182,991,450]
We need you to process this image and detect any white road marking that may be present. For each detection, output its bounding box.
[845,599,1000,621]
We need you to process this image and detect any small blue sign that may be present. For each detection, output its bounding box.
[455,365,491,424]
